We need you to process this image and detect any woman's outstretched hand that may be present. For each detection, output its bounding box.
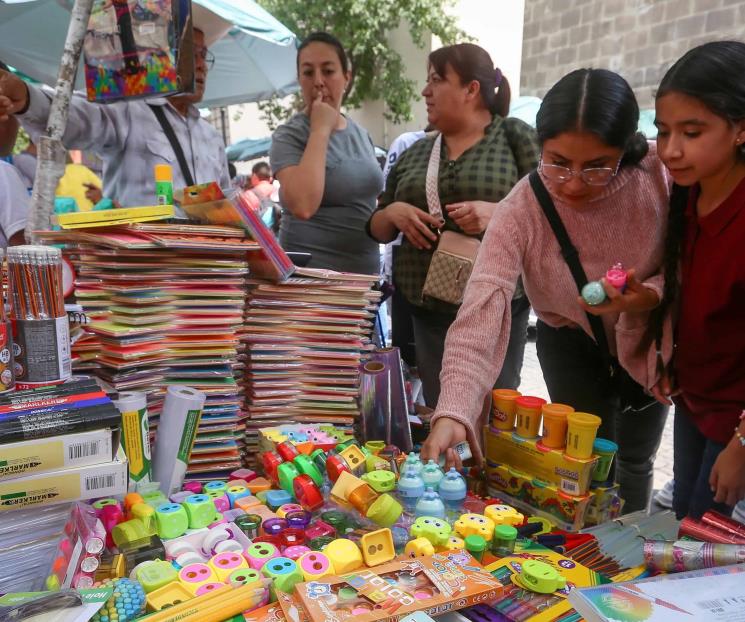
[421,417,467,470]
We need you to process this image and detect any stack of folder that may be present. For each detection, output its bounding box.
[239,267,381,462]
[42,224,256,481]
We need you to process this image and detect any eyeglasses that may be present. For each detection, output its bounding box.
[539,158,621,186]
[195,46,215,69]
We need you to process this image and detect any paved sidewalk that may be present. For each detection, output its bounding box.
[518,340,674,490]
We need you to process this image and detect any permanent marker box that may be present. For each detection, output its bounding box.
[0,428,120,481]
[0,448,127,511]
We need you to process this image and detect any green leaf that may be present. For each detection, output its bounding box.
[256,0,468,126]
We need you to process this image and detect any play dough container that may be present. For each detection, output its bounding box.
[591,438,618,482]
[514,396,546,439]
[541,403,574,449]
[491,389,521,430]
[565,412,602,459]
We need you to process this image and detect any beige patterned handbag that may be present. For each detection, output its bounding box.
[421,134,481,305]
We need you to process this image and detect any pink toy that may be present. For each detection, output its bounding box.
[183,481,203,494]
[605,262,627,291]
[244,542,280,570]
[283,545,311,560]
[178,563,216,586]
[298,551,332,579]
[312,432,334,444]
[99,504,124,548]
[196,582,224,596]
[212,495,230,513]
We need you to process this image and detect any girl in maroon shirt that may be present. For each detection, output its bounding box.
[654,41,745,519]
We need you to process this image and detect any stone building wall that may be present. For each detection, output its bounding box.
[521,0,745,106]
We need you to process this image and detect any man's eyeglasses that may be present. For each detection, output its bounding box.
[539,158,621,186]
[195,46,215,69]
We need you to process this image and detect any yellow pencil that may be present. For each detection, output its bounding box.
[142,583,267,622]
[178,587,266,622]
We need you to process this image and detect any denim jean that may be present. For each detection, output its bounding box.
[411,295,531,408]
[672,400,733,520]
[536,321,669,513]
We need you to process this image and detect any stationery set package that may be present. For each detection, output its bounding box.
[486,461,592,531]
[278,553,503,622]
[483,539,611,622]
[83,0,194,102]
[484,427,598,497]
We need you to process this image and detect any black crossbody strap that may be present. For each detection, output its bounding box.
[528,170,616,376]
[148,104,195,186]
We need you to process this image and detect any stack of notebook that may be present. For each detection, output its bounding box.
[41,224,255,481]
[239,267,380,463]
[179,188,295,282]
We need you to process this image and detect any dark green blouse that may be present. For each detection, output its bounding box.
[372,115,539,313]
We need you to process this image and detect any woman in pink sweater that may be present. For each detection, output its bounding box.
[421,69,670,512]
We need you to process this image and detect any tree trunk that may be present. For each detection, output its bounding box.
[28,0,94,243]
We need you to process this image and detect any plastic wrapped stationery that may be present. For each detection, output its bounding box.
[83,0,194,102]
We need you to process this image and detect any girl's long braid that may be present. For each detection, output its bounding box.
[653,183,689,376]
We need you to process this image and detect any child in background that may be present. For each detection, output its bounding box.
[653,41,745,519]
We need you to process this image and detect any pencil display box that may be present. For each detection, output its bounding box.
[484,426,597,497]
[0,428,119,481]
[0,448,128,511]
[280,552,503,622]
[486,461,591,531]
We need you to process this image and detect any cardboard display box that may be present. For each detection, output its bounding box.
[484,426,598,496]
[0,448,128,511]
[484,539,611,622]
[486,461,591,531]
[280,552,503,622]
[0,428,119,481]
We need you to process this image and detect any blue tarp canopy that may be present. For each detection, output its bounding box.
[226,136,272,162]
[0,0,299,107]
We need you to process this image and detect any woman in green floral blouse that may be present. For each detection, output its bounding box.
[368,43,539,408]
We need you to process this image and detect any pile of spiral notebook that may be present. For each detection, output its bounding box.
[240,267,381,463]
[170,184,380,461]
[41,223,254,481]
